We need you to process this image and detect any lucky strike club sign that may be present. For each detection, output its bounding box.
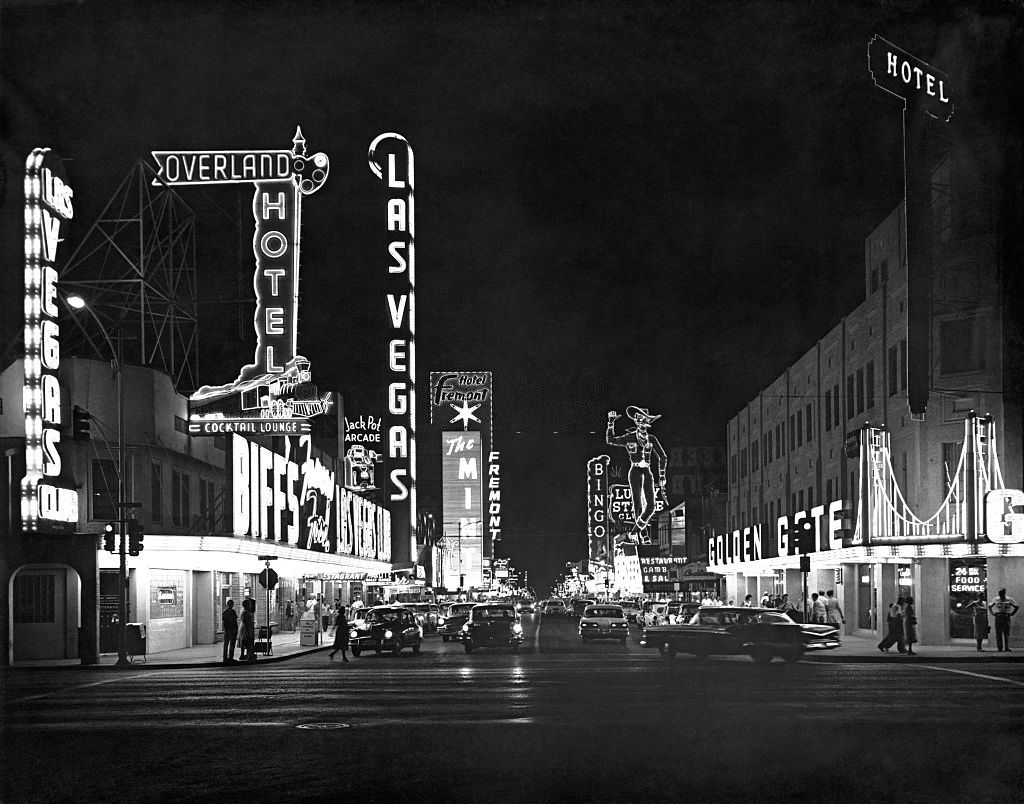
[22,148,78,532]
[227,433,390,561]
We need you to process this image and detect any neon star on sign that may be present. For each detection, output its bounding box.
[450,401,481,429]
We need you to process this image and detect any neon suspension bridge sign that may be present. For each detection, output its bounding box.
[152,128,333,434]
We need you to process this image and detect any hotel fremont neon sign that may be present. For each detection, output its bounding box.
[152,128,332,435]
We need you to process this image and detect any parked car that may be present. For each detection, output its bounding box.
[578,604,630,642]
[460,604,525,653]
[570,599,596,620]
[406,603,441,633]
[348,606,423,657]
[640,606,841,663]
[541,599,567,617]
[437,602,476,642]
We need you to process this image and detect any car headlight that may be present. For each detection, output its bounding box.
[461,623,470,632]
[512,623,523,634]
[437,617,446,625]
[349,630,357,639]
[384,629,393,639]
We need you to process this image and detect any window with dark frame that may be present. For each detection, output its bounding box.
[866,361,875,409]
[151,462,162,523]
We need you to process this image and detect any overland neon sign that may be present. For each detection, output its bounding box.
[152,128,333,435]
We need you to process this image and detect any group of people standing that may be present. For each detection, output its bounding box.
[757,590,845,626]
[220,598,258,664]
[963,588,1019,652]
[877,596,919,654]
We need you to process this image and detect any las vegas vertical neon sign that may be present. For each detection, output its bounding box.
[22,148,79,531]
[368,134,417,564]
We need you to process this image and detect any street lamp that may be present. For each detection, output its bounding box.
[64,294,130,666]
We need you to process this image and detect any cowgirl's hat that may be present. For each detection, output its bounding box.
[626,406,660,424]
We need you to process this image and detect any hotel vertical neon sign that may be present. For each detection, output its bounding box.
[369,134,417,564]
[22,148,78,532]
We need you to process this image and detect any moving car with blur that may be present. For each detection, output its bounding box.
[516,600,536,617]
[640,606,841,663]
[348,605,423,657]
[460,604,525,653]
[570,598,596,620]
[541,599,567,617]
[616,599,641,623]
[578,604,630,642]
[437,602,476,642]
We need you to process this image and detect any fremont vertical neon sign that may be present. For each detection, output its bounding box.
[369,134,417,564]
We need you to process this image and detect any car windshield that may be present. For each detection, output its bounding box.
[586,607,624,618]
[446,604,475,616]
[364,609,401,625]
[473,608,515,620]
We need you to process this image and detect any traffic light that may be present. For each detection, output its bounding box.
[791,517,815,554]
[102,522,116,553]
[127,518,144,556]
[72,405,91,441]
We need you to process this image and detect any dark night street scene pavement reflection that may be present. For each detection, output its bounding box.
[2,1,1024,803]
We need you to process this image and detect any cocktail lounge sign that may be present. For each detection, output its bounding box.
[152,128,334,435]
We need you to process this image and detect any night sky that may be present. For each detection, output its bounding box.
[2,0,1020,593]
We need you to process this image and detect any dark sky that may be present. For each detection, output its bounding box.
[2,0,1020,593]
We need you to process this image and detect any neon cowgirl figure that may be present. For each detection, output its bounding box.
[606,406,668,542]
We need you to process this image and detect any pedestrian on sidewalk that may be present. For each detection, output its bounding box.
[903,596,918,655]
[967,593,990,651]
[284,600,294,632]
[988,588,1019,652]
[878,598,906,653]
[221,599,238,664]
[329,609,350,662]
[810,593,827,624]
[239,598,257,662]
[825,590,845,627]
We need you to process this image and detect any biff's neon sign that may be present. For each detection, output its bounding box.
[153,129,333,433]
[22,148,79,532]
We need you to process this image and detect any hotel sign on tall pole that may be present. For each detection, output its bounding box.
[151,128,333,434]
[868,36,953,417]
[369,134,417,565]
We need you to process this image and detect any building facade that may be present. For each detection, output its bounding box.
[1,357,394,665]
[717,150,1023,647]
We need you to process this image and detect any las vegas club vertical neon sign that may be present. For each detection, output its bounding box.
[369,134,417,565]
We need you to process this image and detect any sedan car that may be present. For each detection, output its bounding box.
[541,599,567,617]
[348,606,422,657]
[579,604,630,642]
[406,603,441,633]
[460,604,525,653]
[616,600,641,623]
[437,602,476,642]
[516,600,536,617]
[640,606,841,663]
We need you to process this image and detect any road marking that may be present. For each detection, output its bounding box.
[297,722,351,729]
[533,618,542,653]
[916,664,1024,688]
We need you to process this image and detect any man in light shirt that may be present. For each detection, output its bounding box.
[988,588,1019,652]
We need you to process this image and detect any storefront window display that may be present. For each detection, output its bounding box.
[857,564,874,630]
[949,559,986,639]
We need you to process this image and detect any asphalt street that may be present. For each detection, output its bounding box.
[3,616,1022,803]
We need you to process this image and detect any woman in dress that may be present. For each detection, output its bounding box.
[239,598,257,662]
[968,593,989,651]
[328,607,349,662]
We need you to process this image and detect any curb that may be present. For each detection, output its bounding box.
[3,646,331,671]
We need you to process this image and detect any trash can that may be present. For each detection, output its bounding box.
[255,624,274,656]
[299,613,318,646]
[126,623,147,661]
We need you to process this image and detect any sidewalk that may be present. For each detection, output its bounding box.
[6,628,1022,669]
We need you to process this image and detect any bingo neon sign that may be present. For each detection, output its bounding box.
[22,148,79,532]
[152,128,333,435]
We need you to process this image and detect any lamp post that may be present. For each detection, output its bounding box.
[65,294,130,666]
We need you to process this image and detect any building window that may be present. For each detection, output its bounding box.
[174,416,189,435]
[789,416,796,451]
[151,462,163,523]
[856,368,865,414]
[866,361,875,409]
[888,346,898,396]
[833,383,840,426]
[172,470,191,527]
[942,442,963,497]
[807,487,813,508]
[751,441,759,471]
[775,424,782,458]
[900,339,908,390]
[796,410,803,447]
[199,478,217,531]
[826,478,833,500]
[13,573,55,623]
[940,318,985,374]
[846,375,855,420]
[92,458,118,521]
[805,403,813,442]
[740,448,747,479]
[825,390,832,431]
[767,430,773,463]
